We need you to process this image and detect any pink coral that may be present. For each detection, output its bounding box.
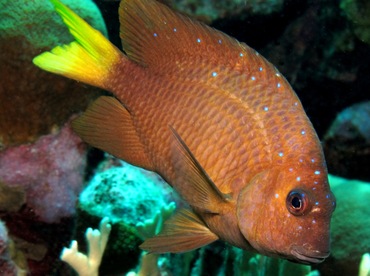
[0,122,86,224]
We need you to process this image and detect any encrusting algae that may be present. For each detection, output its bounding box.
[33,0,336,264]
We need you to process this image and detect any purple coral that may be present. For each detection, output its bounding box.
[0,122,87,224]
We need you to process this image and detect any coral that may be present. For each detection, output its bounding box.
[61,217,111,276]
[128,241,312,275]
[76,157,178,274]
[79,159,176,225]
[0,0,106,149]
[359,253,370,276]
[0,122,86,223]
[317,175,370,275]
[127,202,176,276]
[323,101,370,181]
[136,202,176,240]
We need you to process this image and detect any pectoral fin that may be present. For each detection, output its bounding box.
[72,96,153,170]
[169,126,229,213]
[140,209,218,253]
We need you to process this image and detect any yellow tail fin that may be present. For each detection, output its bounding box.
[33,0,121,88]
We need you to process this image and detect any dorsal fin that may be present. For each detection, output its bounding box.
[119,0,244,69]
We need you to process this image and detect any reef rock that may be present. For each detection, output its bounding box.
[323,101,370,181]
[172,0,284,23]
[0,220,24,275]
[340,0,370,45]
[0,0,106,149]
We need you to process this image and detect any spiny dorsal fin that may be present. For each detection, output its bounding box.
[169,126,230,213]
[72,96,153,170]
[119,0,243,69]
[140,209,218,253]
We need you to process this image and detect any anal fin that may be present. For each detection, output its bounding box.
[72,96,153,170]
[140,209,218,253]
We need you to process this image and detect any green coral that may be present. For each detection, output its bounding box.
[136,202,176,240]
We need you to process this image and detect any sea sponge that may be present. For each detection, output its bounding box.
[0,0,106,149]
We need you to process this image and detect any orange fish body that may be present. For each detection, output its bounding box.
[33,0,336,263]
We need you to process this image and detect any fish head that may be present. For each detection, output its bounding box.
[236,166,336,264]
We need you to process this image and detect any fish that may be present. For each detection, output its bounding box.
[33,0,336,264]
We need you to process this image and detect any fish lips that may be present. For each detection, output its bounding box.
[290,245,330,264]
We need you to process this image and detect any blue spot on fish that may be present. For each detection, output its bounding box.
[153,33,158,37]
[314,170,321,175]
[197,38,201,43]
[212,72,217,77]
[173,28,177,32]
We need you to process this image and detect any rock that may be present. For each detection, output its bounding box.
[323,101,370,181]
[340,0,370,45]
[171,0,284,23]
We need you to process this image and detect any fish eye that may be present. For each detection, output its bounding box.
[286,189,310,216]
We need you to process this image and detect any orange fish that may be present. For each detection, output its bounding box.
[33,0,336,264]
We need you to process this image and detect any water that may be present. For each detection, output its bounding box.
[0,0,369,275]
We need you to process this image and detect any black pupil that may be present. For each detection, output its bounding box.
[291,196,302,209]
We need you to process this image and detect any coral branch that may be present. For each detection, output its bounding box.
[359,253,370,276]
[61,217,111,276]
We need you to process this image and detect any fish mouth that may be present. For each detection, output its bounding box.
[290,245,330,264]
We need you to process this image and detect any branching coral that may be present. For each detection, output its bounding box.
[136,202,176,240]
[61,217,111,276]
